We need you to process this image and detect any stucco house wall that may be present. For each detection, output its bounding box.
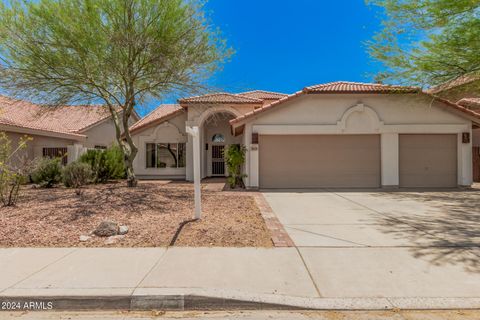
[132,112,188,179]
[82,117,137,149]
[184,103,259,180]
[241,94,472,188]
[4,131,80,162]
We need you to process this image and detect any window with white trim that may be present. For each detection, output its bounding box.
[43,147,68,165]
[212,133,225,143]
[146,143,186,168]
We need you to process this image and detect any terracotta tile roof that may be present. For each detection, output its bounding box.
[304,81,420,94]
[230,81,479,126]
[433,96,480,122]
[428,74,480,94]
[0,95,116,138]
[179,93,263,104]
[237,90,287,100]
[457,98,480,109]
[129,104,184,134]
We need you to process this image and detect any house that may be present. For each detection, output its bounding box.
[427,74,480,181]
[0,95,139,164]
[129,82,480,188]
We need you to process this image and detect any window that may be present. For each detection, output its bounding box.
[43,147,68,165]
[94,145,107,150]
[212,133,225,143]
[146,143,186,168]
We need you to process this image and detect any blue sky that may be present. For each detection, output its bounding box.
[145,0,385,114]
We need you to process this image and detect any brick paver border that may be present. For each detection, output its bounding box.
[254,193,295,247]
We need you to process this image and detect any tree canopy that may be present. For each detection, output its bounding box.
[0,0,231,186]
[367,0,480,88]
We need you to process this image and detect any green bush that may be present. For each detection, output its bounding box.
[62,161,92,188]
[224,144,247,189]
[79,145,125,183]
[31,157,62,188]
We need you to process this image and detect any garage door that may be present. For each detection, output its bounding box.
[399,134,457,188]
[259,135,381,188]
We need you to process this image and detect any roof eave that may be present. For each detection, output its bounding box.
[179,101,263,105]
[128,109,185,136]
[230,90,480,128]
[0,123,87,141]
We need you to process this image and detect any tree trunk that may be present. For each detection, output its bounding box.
[104,99,138,188]
[125,150,137,187]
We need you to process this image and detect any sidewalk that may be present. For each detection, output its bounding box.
[1,247,480,311]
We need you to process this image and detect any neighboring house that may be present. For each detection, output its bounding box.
[428,74,480,181]
[428,74,480,146]
[0,95,139,164]
[129,82,480,188]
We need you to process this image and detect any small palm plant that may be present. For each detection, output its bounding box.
[224,144,247,189]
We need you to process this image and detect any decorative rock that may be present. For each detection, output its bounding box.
[79,235,91,242]
[94,221,119,237]
[104,235,125,245]
[118,225,129,235]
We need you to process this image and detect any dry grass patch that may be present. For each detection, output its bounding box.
[0,180,272,247]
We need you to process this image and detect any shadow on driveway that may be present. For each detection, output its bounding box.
[369,189,480,273]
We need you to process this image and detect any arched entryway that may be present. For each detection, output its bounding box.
[201,111,242,177]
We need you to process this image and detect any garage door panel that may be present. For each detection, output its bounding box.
[259,135,380,188]
[399,134,457,188]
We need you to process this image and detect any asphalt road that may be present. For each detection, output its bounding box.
[2,310,480,319]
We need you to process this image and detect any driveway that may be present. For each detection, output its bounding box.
[263,188,480,298]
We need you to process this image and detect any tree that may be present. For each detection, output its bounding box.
[0,0,231,187]
[367,0,480,88]
[0,132,31,206]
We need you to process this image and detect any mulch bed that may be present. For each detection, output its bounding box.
[0,180,273,247]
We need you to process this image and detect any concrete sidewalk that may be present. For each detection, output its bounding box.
[1,247,480,311]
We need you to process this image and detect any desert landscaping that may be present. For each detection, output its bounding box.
[0,180,273,247]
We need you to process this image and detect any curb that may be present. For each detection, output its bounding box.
[2,289,480,311]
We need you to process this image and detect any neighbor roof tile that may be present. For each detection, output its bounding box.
[0,95,114,137]
[457,98,480,110]
[304,81,420,94]
[179,93,263,104]
[129,104,184,134]
[236,90,287,100]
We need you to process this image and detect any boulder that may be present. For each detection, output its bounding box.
[94,221,118,237]
[104,235,125,245]
[79,235,91,242]
[118,225,129,235]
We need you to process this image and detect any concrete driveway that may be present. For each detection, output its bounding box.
[263,188,480,298]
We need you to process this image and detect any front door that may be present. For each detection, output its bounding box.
[211,145,225,176]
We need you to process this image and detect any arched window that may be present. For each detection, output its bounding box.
[212,133,225,143]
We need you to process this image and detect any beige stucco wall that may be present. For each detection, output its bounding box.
[242,93,473,188]
[4,131,76,162]
[132,112,188,178]
[184,103,257,181]
[186,103,257,123]
[251,94,468,125]
[82,117,136,149]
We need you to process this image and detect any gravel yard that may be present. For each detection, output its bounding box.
[0,180,273,247]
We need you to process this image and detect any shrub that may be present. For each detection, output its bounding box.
[79,145,125,183]
[62,161,92,189]
[0,132,32,206]
[224,144,247,189]
[31,157,62,188]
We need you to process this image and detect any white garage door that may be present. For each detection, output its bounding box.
[259,135,381,189]
[399,134,457,188]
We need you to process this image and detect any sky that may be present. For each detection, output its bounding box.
[144,0,386,115]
